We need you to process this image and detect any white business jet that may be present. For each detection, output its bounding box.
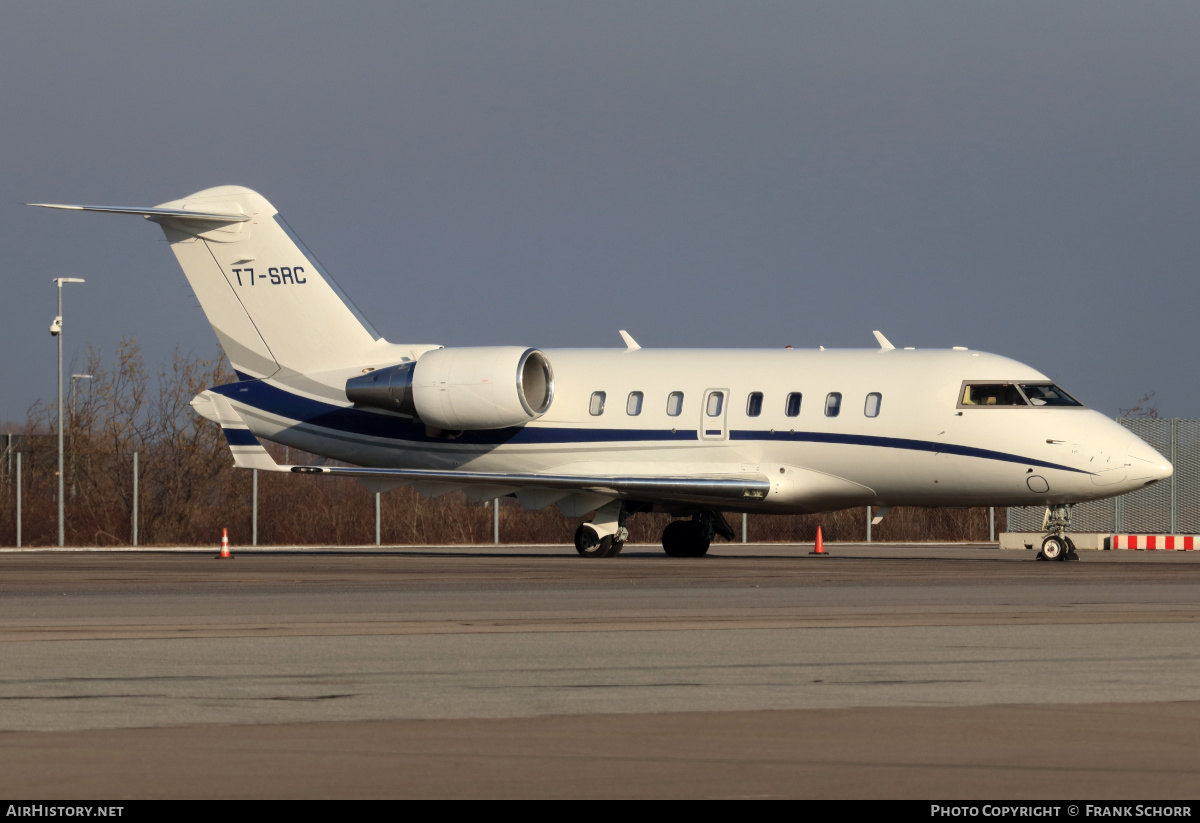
[32,186,1172,560]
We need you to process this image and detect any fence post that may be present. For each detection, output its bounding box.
[866,506,872,543]
[132,451,138,547]
[15,452,21,548]
[376,491,381,547]
[493,498,499,545]
[1171,419,1178,534]
[1115,415,1126,534]
[989,507,995,542]
[252,468,258,546]
[742,512,747,544]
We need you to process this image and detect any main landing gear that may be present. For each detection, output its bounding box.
[662,510,736,558]
[573,505,738,559]
[574,524,624,557]
[1037,503,1079,562]
[574,501,630,558]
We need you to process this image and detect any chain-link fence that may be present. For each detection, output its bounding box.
[1008,419,1197,534]
[21,419,1194,545]
[3,439,999,546]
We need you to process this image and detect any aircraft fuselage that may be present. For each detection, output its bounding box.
[212,346,1164,514]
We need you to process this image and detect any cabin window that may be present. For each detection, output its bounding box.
[825,392,842,417]
[589,391,606,416]
[1019,384,1083,407]
[865,392,882,418]
[785,392,802,417]
[706,391,724,417]
[626,391,643,416]
[666,391,684,417]
[746,392,763,417]
[960,383,1028,407]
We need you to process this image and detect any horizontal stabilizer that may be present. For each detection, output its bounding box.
[28,203,249,223]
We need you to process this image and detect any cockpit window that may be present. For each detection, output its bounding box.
[958,381,1086,409]
[959,383,1028,407]
[1019,383,1083,407]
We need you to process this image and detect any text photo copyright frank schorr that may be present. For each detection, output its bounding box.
[930,807,1195,818]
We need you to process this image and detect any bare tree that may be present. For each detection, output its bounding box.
[1119,391,1160,419]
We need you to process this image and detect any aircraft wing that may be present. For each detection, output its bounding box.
[293,463,770,506]
[204,393,770,509]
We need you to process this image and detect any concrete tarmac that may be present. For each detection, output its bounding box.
[2,544,1199,798]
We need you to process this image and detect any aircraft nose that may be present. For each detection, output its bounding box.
[1126,438,1173,483]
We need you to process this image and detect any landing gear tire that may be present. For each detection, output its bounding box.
[574,523,601,557]
[575,524,621,558]
[1040,534,1068,562]
[662,520,710,558]
[662,520,691,557]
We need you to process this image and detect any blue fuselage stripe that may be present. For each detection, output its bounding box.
[212,380,1088,474]
[728,430,1086,473]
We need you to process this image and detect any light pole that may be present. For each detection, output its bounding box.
[51,277,85,547]
[70,374,93,418]
[70,374,93,498]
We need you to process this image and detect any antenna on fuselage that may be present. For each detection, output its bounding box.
[872,330,896,351]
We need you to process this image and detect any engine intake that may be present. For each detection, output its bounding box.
[346,347,554,430]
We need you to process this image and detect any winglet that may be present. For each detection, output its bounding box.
[209,393,284,471]
[619,330,641,351]
[872,330,896,351]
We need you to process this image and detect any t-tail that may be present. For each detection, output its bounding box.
[31,186,422,381]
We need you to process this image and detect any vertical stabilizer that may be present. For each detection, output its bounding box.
[152,186,382,379]
[32,187,391,381]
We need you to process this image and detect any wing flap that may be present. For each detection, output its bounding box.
[297,464,770,505]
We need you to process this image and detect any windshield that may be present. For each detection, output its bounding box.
[961,383,1028,407]
[959,381,1085,408]
[1019,383,1083,407]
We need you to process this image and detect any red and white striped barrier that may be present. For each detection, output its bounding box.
[1110,535,1197,551]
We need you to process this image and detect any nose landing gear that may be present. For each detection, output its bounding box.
[1037,504,1079,562]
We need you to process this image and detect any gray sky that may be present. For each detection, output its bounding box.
[4,1,1198,425]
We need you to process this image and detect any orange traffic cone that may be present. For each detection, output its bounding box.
[215,528,234,559]
[809,525,827,556]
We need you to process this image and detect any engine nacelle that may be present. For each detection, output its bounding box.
[345,347,554,430]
